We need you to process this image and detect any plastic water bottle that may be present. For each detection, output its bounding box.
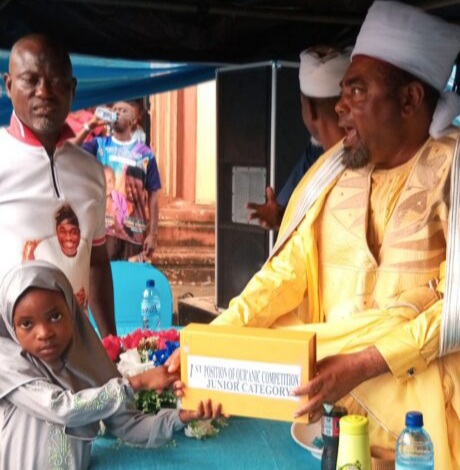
[396,411,434,470]
[95,106,117,123]
[141,279,161,331]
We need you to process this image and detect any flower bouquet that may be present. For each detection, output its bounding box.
[102,328,227,439]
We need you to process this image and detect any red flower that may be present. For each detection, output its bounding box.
[157,329,179,349]
[102,335,123,362]
[160,329,180,342]
[103,329,181,363]
[122,329,145,350]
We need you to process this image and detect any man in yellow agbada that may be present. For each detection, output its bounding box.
[214,2,460,468]
[169,2,460,467]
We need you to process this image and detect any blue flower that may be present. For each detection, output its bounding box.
[152,341,180,366]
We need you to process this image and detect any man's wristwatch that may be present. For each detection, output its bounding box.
[83,122,92,132]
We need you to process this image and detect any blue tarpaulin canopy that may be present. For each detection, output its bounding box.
[0,51,217,127]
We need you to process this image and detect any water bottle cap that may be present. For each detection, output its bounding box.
[339,415,369,435]
[146,279,155,287]
[405,411,423,427]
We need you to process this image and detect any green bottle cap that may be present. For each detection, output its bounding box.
[339,415,369,435]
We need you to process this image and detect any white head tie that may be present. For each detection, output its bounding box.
[299,47,350,98]
[353,1,460,138]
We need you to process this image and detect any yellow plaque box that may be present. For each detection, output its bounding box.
[180,323,316,423]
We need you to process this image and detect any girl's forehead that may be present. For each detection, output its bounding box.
[14,287,66,311]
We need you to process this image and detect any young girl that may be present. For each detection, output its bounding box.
[0,261,220,470]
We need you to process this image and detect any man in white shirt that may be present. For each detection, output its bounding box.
[1,33,116,337]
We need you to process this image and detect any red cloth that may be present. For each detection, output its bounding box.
[8,112,75,147]
[66,109,106,142]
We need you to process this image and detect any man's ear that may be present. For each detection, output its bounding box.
[128,117,136,129]
[3,73,12,98]
[400,81,424,117]
[128,107,138,127]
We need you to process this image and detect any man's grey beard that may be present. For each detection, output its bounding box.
[32,116,60,133]
[342,142,370,169]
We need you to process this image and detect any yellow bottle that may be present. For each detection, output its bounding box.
[336,415,372,470]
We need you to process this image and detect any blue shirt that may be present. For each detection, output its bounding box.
[82,135,161,244]
[276,142,323,207]
[82,136,161,192]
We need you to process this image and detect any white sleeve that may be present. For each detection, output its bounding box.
[5,377,131,427]
[92,161,108,244]
[104,406,185,448]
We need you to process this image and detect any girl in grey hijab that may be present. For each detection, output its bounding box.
[0,261,218,470]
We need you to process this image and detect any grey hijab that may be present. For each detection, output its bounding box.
[0,260,119,402]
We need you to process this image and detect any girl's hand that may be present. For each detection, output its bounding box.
[165,348,181,374]
[179,399,222,424]
[172,379,185,398]
[129,366,179,393]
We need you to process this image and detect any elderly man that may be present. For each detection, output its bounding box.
[169,1,460,467]
[0,34,116,337]
[247,46,347,230]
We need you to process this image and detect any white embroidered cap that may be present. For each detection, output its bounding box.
[352,1,460,137]
[299,47,351,98]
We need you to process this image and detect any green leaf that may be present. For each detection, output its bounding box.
[135,388,177,415]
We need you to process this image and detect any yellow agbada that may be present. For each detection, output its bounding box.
[213,132,460,469]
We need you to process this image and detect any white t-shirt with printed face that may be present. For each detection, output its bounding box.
[0,118,106,307]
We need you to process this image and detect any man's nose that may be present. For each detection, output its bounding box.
[335,94,347,116]
[35,77,53,97]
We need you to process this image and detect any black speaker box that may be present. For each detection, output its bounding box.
[216,62,309,308]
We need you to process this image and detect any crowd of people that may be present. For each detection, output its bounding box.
[1,1,460,469]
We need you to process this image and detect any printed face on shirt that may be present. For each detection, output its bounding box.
[335,55,405,168]
[57,219,80,257]
[3,36,76,139]
[13,288,73,364]
[125,173,145,204]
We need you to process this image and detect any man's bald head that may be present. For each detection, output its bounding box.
[4,34,76,153]
[9,34,73,77]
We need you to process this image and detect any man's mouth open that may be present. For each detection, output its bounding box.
[343,126,358,149]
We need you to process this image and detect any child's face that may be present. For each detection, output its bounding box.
[13,288,74,363]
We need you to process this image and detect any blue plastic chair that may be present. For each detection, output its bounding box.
[92,261,173,336]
